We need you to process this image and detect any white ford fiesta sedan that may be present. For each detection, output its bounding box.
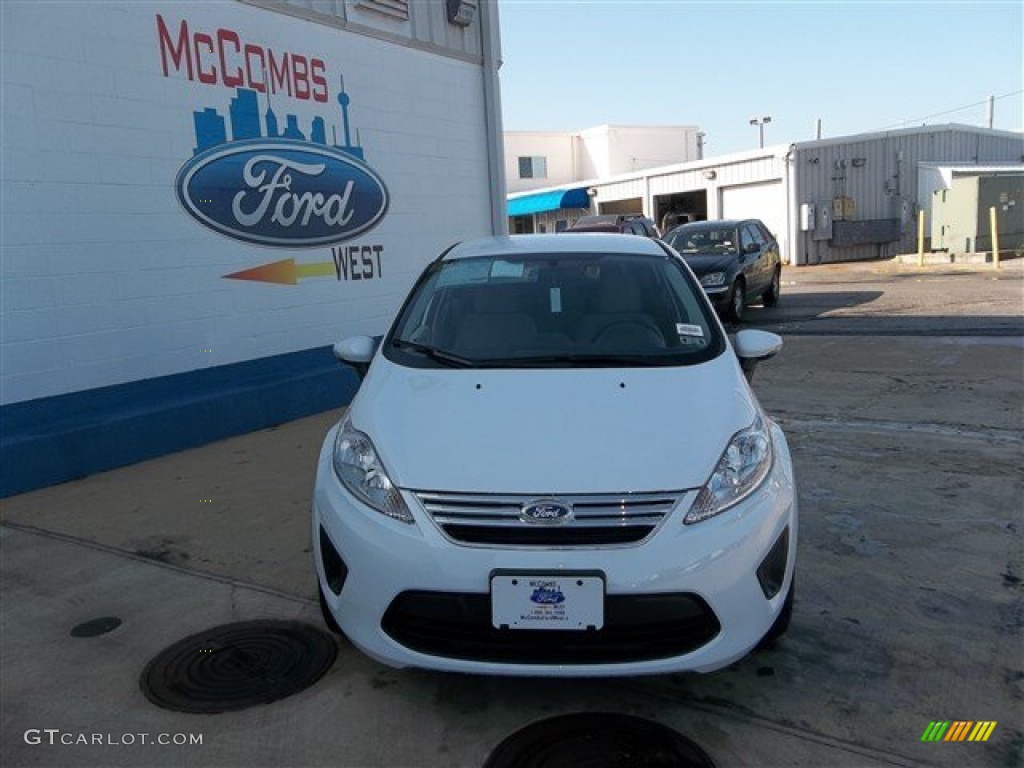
[313,234,797,676]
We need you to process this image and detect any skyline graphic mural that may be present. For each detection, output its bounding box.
[191,80,364,160]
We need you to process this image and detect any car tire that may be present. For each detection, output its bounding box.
[757,579,794,650]
[318,583,344,636]
[726,280,745,323]
[762,267,781,307]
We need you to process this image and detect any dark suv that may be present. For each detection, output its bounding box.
[564,214,660,238]
[663,219,781,322]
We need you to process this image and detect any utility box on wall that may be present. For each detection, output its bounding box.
[931,174,1023,254]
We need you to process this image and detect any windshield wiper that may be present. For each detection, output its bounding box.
[391,339,477,368]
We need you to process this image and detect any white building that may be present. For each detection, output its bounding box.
[1,0,505,495]
[508,124,1023,264]
[505,125,700,195]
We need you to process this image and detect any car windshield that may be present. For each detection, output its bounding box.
[665,227,738,255]
[386,251,724,368]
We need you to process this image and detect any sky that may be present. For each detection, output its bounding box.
[496,0,1024,156]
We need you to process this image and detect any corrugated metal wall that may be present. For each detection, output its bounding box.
[595,179,648,205]
[792,127,1024,263]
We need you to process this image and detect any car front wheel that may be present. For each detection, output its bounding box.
[726,280,745,322]
[762,267,781,307]
[765,268,778,307]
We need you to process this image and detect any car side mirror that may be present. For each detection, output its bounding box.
[734,329,782,381]
[744,242,760,254]
[333,335,380,379]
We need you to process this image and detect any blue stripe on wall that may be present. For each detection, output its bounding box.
[0,346,360,498]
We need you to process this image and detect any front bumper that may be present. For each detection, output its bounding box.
[701,284,731,309]
[313,422,797,676]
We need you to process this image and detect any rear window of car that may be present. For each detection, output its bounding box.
[385,251,725,369]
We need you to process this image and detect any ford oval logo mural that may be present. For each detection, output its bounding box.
[175,139,389,248]
[521,500,574,525]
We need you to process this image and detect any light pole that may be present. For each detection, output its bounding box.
[749,116,772,148]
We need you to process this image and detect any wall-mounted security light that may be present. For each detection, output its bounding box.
[851,157,867,168]
[446,0,477,26]
[702,170,717,180]
[586,187,598,197]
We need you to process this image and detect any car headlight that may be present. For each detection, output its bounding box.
[685,416,773,524]
[700,272,727,287]
[332,419,413,523]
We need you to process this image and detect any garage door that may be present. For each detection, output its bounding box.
[720,181,787,262]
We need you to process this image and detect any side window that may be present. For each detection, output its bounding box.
[757,222,776,245]
[740,226,756,250]
[742,224,764,249]
[517,156,547,179]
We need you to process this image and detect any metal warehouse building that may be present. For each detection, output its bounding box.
[509,124,1023,265]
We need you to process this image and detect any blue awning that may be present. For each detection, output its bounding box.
[507,187,590,217]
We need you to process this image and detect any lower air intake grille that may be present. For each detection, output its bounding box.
[382,591,720,664]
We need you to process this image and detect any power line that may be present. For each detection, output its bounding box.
[879,90,1023,130]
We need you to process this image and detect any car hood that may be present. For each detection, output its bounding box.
[346,352,759,494]
[679,254,737,275]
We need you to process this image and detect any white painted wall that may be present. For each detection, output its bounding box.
[503,131,577,193]
[581,125,698,178]
[1,1,495,405]
[505,125,700,194]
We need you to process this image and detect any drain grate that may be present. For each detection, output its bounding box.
[71,617,122,638]
[140,620,337,714]
[484,713,715,768]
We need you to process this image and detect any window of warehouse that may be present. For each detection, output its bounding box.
[518,156,547,179]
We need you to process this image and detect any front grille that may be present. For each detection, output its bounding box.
[414,491,683,547]
[381,591,720,664]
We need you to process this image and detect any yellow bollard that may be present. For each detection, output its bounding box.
[917,209,925,267]
[990,206,1000,269]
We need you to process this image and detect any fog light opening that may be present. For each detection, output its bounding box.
[319,525,348,596]
[757,527,789,599]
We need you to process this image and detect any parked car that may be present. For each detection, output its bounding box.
[316,233,797,677]
[565,213,660,238]
[659,210,701,233]
[663,219,781,322]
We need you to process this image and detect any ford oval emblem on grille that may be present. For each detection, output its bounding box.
[520,500,574,525]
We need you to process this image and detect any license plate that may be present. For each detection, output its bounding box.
[491,572,604,630]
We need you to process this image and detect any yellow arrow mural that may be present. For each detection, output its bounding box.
[223,259,335,285]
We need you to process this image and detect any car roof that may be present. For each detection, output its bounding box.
[563,224,620,233]
[443,234,666,261]
[573,214,620,224]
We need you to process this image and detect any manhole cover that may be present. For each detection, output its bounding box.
[484,713,715,768]
[71,617,122,638]
[140,620,337,713]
